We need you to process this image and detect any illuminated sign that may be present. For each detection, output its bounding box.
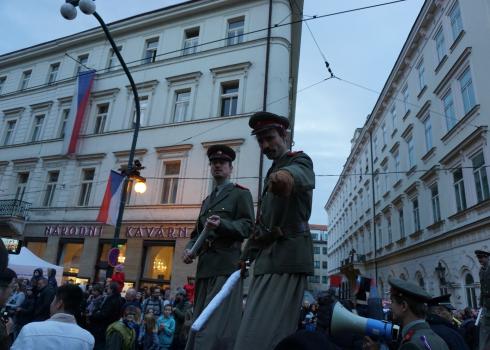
[44,225,103,237]
[125,226,192,239]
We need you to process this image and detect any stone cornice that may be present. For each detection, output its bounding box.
[201,138,245,148]
[154,144,193,154]
[2,107,25,116]
[30,101,54,111]
[165,72,202,84]
[210,62,252,77]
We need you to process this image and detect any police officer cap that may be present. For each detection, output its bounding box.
[207,144,236,162]
[388,277,432,302]
[249,111,290,135]
[475,250,490,257]
[428,294,456,310]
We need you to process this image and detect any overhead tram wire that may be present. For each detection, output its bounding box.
[290,0,334,78]
[0,0,409,98]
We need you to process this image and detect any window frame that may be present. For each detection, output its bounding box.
[0,76,6,94]
[423,115,433,152]
[416,58,425,91]
[448,1,463,41]
[452,167,467,212]
[219,80,239,117]
[430,183,442,223]
[107,45,122,71]
[93,103,109,134]
[47,62,60,84]
[226,17,245,46]
[143,38,159,64]
[471,150,489,203]
[75,54,89,76]
[3,118,17,146]
[20,70,32,90]
[434,26,446,63]
[172,89,191,123]
[43,170,60,207]
[458,67,476,115]
[161,161,181,204]
[78,168,95,207]
[442,89,457,130]
[30,114,46,142]
[183,27,200,55]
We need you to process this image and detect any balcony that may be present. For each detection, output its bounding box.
[340,251,367,280]
[0,200,31,236]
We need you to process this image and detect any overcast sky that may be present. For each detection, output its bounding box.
[0,0,424,225]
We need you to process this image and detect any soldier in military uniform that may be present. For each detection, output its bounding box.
[182,144,254,350]
[475,249,490,350]
[234,112,315,350]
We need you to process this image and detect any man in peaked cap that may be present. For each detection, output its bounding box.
[376,278,448,350]
[427,294,469,350]
[475,250,490,350]
[183,144,254,350]
[234,112,315,350]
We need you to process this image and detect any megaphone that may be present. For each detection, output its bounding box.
[330,301,399,342]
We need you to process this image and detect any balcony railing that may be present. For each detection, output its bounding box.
[341,254,366,266]
[0,200,31,219]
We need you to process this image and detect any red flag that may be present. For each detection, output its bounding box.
[330,275,342,288]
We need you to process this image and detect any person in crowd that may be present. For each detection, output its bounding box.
[142,286,166,317]
[123,288,141,311]
[427,294,469,350]
[6,281,25,314]
[172,289,192,350]
[235,112,315,350]
[299,300,311,329]
[0,268,16,350]
[183,277,195,305]
[15,286,35,336]
[30,268,43,292]
[476,249,490,350]
[364,278,449,350]
[47,268,58,289]
[157,304,176,349]
[112,264,125,293]
[32,277,56,321]
[86,283,104,317]
[12,284,94,349]
[106,304,139,350]
[182,144,254,350]
[139,313,160,350]
[136,290,145,307]
[89,281,124,349]
[460,307,479,350]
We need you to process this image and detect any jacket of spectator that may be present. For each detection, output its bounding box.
[157,306,175,349]
[11,313,94,350]
[12,284,94,350]
[89,283,124,344]
[15,288,35,331]
[32,278,56,321]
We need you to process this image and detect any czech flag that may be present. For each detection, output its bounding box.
[97,171,125,226]
[62,69,96,155]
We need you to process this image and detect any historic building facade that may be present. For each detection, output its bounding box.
[0,0,303,291]
[325,0,490,309]
[307,224,328,294]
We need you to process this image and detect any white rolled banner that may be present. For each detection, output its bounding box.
[191,270,241,332]
[189,227,209,257]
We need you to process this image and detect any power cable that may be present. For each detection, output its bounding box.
[0,0,409,97]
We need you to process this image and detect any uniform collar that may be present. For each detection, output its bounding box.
[401,319,426,338]
[214,179,231,193]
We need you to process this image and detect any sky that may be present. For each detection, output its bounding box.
[0,0,424,225]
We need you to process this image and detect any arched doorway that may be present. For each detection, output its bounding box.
[464,272,478,309]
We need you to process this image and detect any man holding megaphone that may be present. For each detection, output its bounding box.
[363,278,449,350]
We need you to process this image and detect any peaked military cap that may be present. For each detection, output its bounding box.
[475,250,490,257]
[388,277,432,302]
[249,111,290,135]
[207,144,236,162]
[428,294,456,310]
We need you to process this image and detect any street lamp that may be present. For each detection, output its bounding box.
[60,0,141,277]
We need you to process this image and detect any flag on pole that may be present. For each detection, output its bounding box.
[62,70,96,155]
[97,171,125,226]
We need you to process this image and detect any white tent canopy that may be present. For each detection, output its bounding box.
[8,247,63,285]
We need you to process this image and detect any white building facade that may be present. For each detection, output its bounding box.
[307,224,329,294]
[325,0,490,309]
[0,0,303,291]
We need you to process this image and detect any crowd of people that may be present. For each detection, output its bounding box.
[1,265,196,350]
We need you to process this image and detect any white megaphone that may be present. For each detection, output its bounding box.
[330,301,399,342]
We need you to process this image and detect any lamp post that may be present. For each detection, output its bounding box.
[60,0,142,277]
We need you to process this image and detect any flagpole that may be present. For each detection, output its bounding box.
[60,1,141,279]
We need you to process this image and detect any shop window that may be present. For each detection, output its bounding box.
[26,240,47,259]
[58,242,84,276]
[140,243,174,285]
